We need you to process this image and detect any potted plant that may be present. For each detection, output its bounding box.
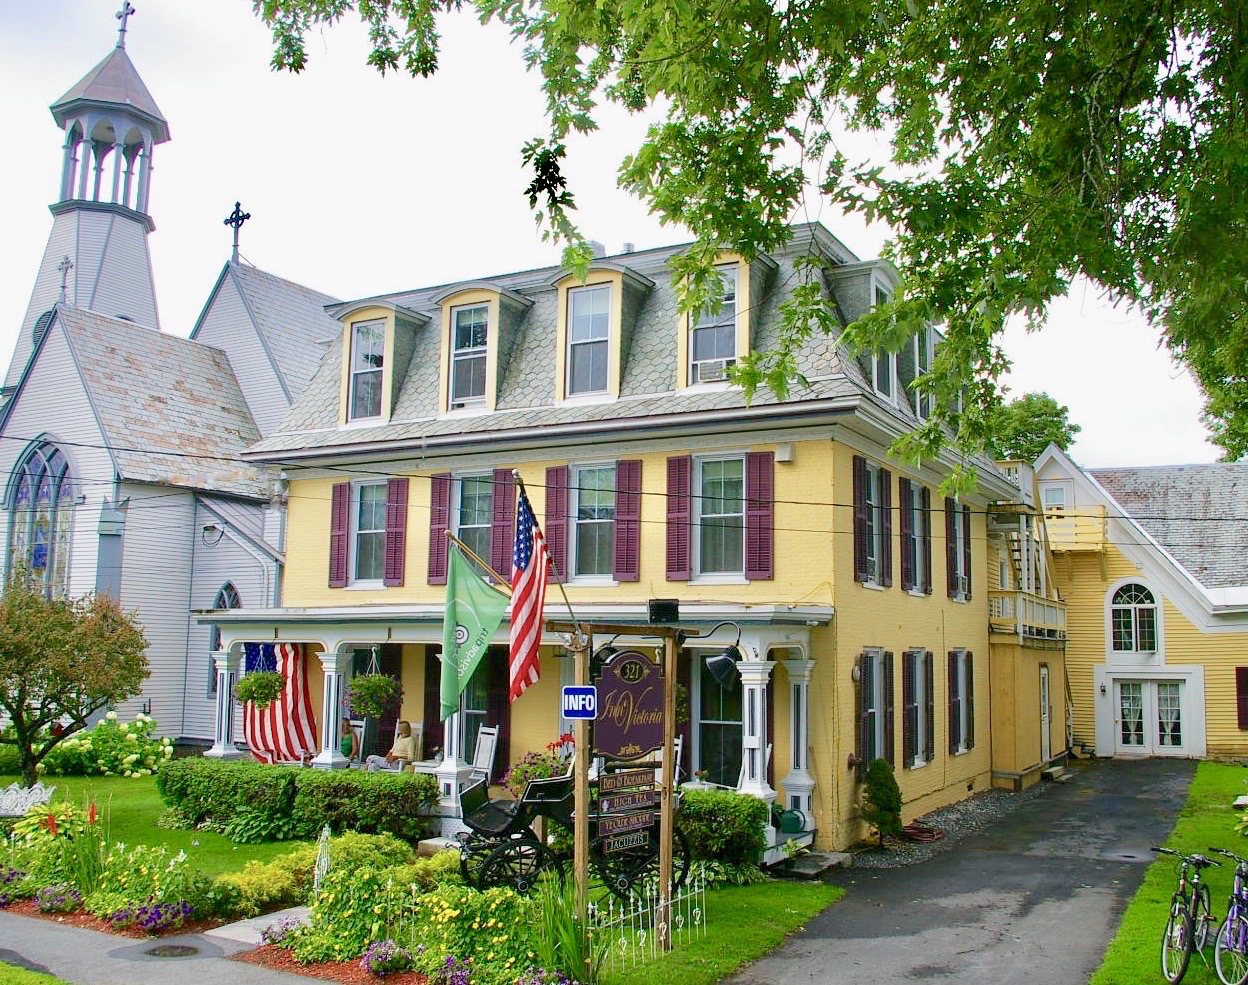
[234,671,284,708]
[345,674,402,721]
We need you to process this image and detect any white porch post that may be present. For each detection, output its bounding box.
[780,659,815,821]
[736,658,777,802]
[311,648,350,769]
[435,710,470,812]
[204,650,243,759]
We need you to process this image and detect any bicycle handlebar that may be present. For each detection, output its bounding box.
[1153,846,1221,867]
[1211,847,1248,867]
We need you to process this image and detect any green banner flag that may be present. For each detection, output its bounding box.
[440,546,508,721]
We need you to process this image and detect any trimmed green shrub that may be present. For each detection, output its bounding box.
[290,769,438,841]
[214,860,301,918]
[679,788,769,866]
[381,849,462,892]
[156,758,296,826]
[860,757,903,846]
[0,744,20,774]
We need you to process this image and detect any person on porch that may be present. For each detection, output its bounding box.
[339,718,360,764]
[365,720,416,772]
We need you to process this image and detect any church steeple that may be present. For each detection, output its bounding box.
[3,6,167,397]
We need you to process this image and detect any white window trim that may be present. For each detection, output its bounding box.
[912,327,934,420]
[690,646,745,786]
[951,500,970,602]
[692,453,748,581]
[1105,577,1163,659]
[871,351,898,403]
[566,284,612,397]
[449,302,489,410]
[864,463,887,588]
[348,479,387,588]
[910,650,929,768]
[689,263,740,385]
[348,319,386,422]
[451,472,493,572]
[907,480,926,594]
[569,462,618,585]
[952,648,971,756]
[864,647,886,763]
[1040,480,1073,511]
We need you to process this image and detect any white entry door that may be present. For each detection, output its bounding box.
[1039,665,1052,762]
[1114,679,1185,756]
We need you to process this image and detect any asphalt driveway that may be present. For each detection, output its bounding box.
[730,757,1197,985]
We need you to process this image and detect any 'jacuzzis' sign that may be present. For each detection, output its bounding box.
[593,650,663,760]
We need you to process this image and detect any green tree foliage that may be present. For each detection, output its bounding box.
[860,758,902,847]
[251,0,1248,465]
[989,392,1081,462]
[0,578,148,787]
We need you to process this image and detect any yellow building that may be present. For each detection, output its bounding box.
[203,223,1057,853]
[1036,445,1248,759]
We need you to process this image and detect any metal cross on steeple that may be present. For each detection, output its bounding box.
[223,202,251,263]
[115,2,136,49]
[56,256,74,304]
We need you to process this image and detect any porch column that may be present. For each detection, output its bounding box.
[736,658,777,802]
[311,648,350,769]
[204,650,243,760]
[780,659,815,821]
[434,710,470,811]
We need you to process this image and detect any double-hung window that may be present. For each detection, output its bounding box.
[351,481,387,583]
[348,319,385,420]
[1110,583,1158,653]
[871,284,897,402]
[948,649,975,754]
[567,285,610,395]
[857,648,893,770]
[913,328,933,420]
[696,457,745,576]
[571,465,615,578]
[854,456,892,587]
[946,497,971,600]
[696,653,743,787]
[449,304,488,409]
[903,649,934,768]
[690,264,739,383]
[899,478,931,594]
[455,475,494,576]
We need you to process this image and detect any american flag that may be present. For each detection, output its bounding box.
[509,489,550,701]
[241,642,318,764]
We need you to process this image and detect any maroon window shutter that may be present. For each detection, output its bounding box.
[745,451,774,580]
[490,469,516,581]
[883,651,896,767]
[1238,668,1248,730]
[965,650,976,749]
[945,497,958,598]
[486,647,511,772]
[666,456,692,580]
[428,473,451,585]
[899,478,914,591]
[329,482,350,588]
[921,486,933,594]
[857,652,871,779]
[924,650,935,763]
[853,455,869,582]
[948,649,960,753]
[614,459,642,582]
[880,468,894,587]
[902,650,916,768]
[383,477,409,587]
[962,505,973,600]
[423,647,444,754]
[545,466,569,583]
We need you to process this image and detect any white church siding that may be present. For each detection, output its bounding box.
[85,210,161,329]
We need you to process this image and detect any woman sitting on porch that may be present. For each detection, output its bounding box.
[339,718,360,764]
[365,721,416,772]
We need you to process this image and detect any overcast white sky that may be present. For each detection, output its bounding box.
[1,0,1220,468]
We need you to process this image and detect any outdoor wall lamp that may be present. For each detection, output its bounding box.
[201,522,225,547]
[1100,683,1107,695]
[702,621,743,689]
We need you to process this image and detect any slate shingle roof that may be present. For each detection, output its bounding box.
[1091,463,1248,590]
[61,308,270,497]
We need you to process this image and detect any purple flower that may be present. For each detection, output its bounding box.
[261,916,302,946]
[34,884,82,913]
[361,939,414,977]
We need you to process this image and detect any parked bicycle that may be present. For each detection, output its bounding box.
[1210,846,1248,985]
[1154,846,1220,983]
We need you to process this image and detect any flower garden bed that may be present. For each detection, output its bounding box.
[3,897,223,938]
[235,943,427,985]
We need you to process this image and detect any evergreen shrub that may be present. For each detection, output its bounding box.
[860,757,903,846]
[679,788,769,866]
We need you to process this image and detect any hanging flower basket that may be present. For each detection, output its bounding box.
[346,674,402,720]
[234,671,284,708]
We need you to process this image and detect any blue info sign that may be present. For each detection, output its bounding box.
[562,685,598,719]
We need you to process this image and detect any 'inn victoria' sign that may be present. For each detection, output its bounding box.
[592,650,664,760]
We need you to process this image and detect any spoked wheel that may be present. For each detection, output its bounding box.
[479,834,559,894]
[1162,898,1194,984]
[1215,914,1248,985]
[1196,884,1214,951]
[590,826,691,901]
[458,834,497,890]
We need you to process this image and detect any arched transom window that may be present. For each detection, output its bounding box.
[1111,583,1157,653]
[210,582,242,654]
[8,442,75,596]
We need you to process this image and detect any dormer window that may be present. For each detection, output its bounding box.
[872,351,897,402]
[690,265,739,383]
[567,285,611,395]
[450,304,489,409]
[913,327,933,420]
[349,319,385,420]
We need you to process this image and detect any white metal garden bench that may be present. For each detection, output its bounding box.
[0,781,55,817]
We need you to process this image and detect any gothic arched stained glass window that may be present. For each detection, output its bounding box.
[8,442,75,597]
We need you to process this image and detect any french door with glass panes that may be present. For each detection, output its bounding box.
[1114,679,1185,756]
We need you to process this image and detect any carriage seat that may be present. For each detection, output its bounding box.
[459,777,521,837]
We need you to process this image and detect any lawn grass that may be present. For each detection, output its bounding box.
[599,880,843,985]
[0,963,73,985]
[1091,761,1248,985]
[0,774,309,878]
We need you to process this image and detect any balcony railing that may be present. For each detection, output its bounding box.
[989,589,1067,643]
[996,460,1036,508]
[1043,506,1107,551]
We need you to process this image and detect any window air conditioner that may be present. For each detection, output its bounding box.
[692,358,731,383]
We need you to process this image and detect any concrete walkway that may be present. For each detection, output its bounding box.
[729,757,1197,985]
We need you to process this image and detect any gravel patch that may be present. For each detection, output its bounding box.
[850,780,1054,868]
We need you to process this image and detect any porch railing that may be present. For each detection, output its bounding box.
[1044,506,1107,551]
[988,589,1066,642]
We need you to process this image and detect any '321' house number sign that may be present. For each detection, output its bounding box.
[592,650,664,760]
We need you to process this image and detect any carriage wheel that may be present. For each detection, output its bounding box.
[458,835,497,890]
[590,826,691,900]
[479,835,557,894]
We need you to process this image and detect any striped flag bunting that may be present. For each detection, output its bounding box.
[241,642,318,764]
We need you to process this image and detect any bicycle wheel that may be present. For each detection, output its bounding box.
[1197,884,1214,951]
[1163,897,1193,983]
[1216,913,1248,985]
